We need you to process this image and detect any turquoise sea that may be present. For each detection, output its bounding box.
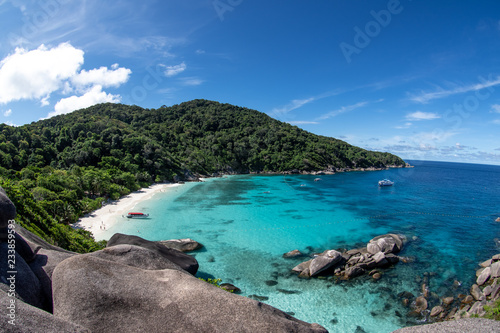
[100,161,500,332]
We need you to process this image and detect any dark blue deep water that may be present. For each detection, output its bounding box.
[103,160,500,332]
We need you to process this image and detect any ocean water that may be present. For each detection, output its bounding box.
[101,161,500,332]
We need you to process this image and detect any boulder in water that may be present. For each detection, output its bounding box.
[366,234,404,254]
[309,250,342,276]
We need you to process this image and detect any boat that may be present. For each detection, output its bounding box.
[378,179,394,187]
[126,212,149,219]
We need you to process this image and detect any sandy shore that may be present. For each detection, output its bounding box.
[73,183,182,240]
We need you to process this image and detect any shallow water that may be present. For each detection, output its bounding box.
[102,161,500,332]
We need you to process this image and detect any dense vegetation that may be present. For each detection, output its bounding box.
[0,99,405,252]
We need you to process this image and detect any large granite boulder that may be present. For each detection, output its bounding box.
[0,225,76,313]
[158,238,203,252]
[53,255,327,333]
[309,250,342,276]
[87,244,188,271]
[0,243,45,310]
[392,318,500,332]
[0,186,16,230]
[0,289,90,333]
[366,234,404,254]
[107,233,198,275]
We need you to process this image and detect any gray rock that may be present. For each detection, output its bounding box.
[220,283,241,293]
[0,187,16,229]
[490,284,500,300]
[366,234,403,254]
[442,296,454,306]
[385,253,400,264]
[468,301,486,317]
[345,266,365,279]
[430,305,444,317]
[0,289,90,333]
[391,318,500,333]
[0,224,77,314]
[158,238,203,252]
[292,259,312,273]
[471,284,484,301]
[414,296,428,312]
[283,249,303,258]
[347,255,361,266]
[372,251,386,264]
[480,259,492,268]
[483,285,492,297]
[477,267,491,286]
[309,250,342,277]
[107,233,198,275]
[491,262,500,278]
[0,244,45,310]
[90,244,194,271]
[53,255,327,333]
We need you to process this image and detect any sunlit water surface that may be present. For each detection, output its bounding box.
[101,161,500,332]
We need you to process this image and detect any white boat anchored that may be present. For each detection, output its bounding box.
[126,212,149,219]
[378,179,394,187]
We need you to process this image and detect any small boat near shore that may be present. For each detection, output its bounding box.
[126,212,149,219]
[378,179,394,187]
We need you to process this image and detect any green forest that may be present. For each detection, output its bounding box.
[0,99,405,252]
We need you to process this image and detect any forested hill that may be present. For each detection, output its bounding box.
[0,99,405,252]
[1,99,404,176]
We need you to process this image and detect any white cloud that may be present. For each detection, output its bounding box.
[395,122,412,129]
[492,119,500,125]
[0,43,84,104]
[490,104,500,113]
[180,77,204,86]
[409,76,500,104]
[405,111,440,121]
[271,98,315,116]
[163,62,186,77]
[317,101,369,120]
[49,85,121,118]
[71,65,131,89]
[0,43,132,118]
[3,109,12,117]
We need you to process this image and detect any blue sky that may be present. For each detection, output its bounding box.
[1,0,500,165]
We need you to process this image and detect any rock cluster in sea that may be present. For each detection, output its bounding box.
[393,253,500,325]
[290,234,405,280]
[0,190,327,333]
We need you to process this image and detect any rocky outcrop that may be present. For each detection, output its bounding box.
[0,188,75,313]
[392,318,500,332]
[309,250,342,276]
[53,250,327,333]
[0,187,16,230]
[1,184,326,333]
[366,234,404,254]
[292,234,404,279]
[0,289,90,333]
[107,233,199,275]
[400,252,500,325]
[452,253,500,320]
[157,238,203,252]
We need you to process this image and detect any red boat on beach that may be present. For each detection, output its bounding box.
[126,212,149,219]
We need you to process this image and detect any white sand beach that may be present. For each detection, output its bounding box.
[73,183,182,240]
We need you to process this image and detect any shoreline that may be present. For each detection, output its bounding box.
[73,165,408,241]
[73,183,182,240]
